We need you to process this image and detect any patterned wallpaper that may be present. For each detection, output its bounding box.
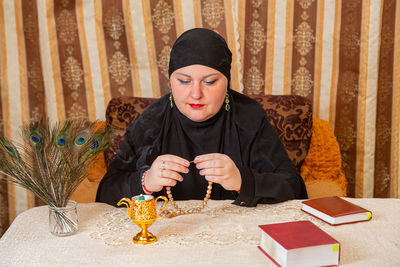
[0,0,399,236]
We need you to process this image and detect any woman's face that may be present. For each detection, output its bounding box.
[170,64,228,122]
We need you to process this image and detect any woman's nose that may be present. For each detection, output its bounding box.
[190,82,202,99]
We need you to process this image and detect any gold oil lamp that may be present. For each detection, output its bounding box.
[118,194,168,244]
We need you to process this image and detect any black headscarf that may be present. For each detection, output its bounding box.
[168,28,232,83]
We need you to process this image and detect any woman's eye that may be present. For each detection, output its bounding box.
[204,79,217,85]
[178,79,190,84]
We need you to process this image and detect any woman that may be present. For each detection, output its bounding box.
[96,28,307,208]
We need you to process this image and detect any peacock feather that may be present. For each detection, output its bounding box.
[0,138,19,158]
[0,118,113,207]
[74,131,89,147]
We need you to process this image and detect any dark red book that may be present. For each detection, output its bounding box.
[301,196,372,225]
[258,220,340,267]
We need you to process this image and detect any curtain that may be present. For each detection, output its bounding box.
[0,0,399,236]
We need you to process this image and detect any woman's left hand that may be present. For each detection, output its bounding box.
[194,153,241,191]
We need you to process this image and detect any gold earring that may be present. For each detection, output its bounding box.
[225,93,230,111]
[169,92,173,108]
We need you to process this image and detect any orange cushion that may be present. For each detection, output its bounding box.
[300,118,347,198]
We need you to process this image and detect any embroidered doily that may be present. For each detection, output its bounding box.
[89,200,326,247]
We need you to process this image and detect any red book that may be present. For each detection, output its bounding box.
[258,220,340,267]
[301,196,372,225]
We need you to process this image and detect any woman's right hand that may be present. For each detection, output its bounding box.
[144,154,190,192]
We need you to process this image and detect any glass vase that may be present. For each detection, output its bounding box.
[48,200,78,236]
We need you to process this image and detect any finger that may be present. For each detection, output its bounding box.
[196,159,224,170]
[158,177,178,187]
[160,169,184,182]
[193,153,221,163]
[162,161,189,174]
[194,153,231,167]
[199,167,224,177]
[160,154,191,167]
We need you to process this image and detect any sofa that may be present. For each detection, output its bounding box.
[71,94,347,202]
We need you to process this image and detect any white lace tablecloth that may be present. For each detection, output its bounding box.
[1,198,399,266]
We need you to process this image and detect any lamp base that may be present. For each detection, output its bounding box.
[133,231,157,244]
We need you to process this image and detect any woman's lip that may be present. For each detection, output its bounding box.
[189,104,204,109]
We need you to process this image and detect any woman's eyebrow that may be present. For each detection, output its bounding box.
[175,72,191,78]
[203,73,219,79]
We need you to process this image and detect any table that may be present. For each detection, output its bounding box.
[1,198,399,266]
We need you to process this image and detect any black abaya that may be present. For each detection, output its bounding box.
[96,89,308,206]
